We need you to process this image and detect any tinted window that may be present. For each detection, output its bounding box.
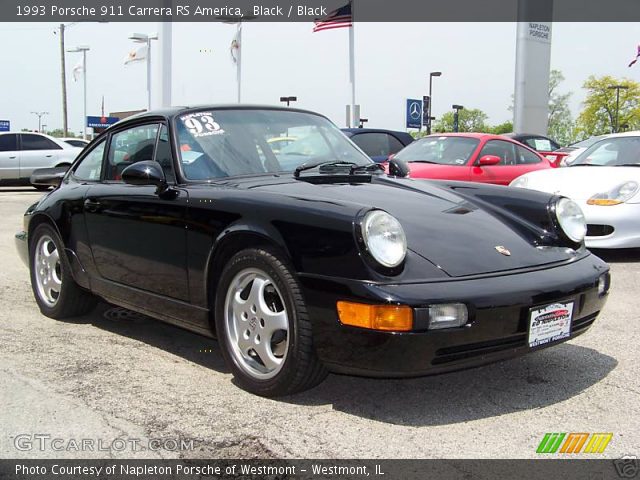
[351,133,393,157]
[106,124,159,181]
[21,134,62,151]
[478,140,516,165]
[156,125,176,183]
[387,135,405,154]
[395,136,479,166]
[515,145,541,164]
[65,140,88,148]
[74,140,105,181]
[0,134,18,152]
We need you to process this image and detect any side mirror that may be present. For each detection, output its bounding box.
[30,166,68,187]
[477,155,501,166]
[388,157,410,178]
[121,160,166,188]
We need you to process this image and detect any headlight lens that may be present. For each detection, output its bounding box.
[510,176,528,188]
[587,181,639,206]
[555,197,587,243]
[361,210,407,268]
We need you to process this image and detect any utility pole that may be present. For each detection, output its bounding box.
[59,24,68,137]
[427,72,442,135]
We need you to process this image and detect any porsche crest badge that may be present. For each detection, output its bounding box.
[495,246,511,256]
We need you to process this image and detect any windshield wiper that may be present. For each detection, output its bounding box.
[350,163,385,174]
[409,160,439,164]
[615,163,640,167]
[570,163,602,167]
[293,160,365,178]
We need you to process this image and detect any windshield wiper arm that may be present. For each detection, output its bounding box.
[350,163,385,174]
[293,160,358,178]
[615,163,640,167]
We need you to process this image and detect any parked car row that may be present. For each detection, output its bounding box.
[16,105,610,397]
[0,132,84,189]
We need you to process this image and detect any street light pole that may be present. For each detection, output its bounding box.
[279,96,297,107]
[67,46,90,140]
[31,112,49,132]
[427,71,442,135]
[128,33,158,111]
[452,104,464,133]
[608,85,629,133]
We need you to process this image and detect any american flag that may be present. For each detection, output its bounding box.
[629,44,640,67]
[313,2,352,32]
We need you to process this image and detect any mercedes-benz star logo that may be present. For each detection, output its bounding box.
[410,102,421,119]
[495,246,511,256]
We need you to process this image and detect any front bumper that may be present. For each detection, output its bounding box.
[583,202,640,249]
[300,254,609,377]
[15,231,28,267]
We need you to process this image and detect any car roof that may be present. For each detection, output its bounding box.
[424,132,503,140]
[342,128,407,135]
[605,130,640,138]
[124,104,329,123]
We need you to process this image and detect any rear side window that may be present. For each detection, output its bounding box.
[387,135,405,154]
[516,145,542,164]
[20,134,62,151]
[0,134,18,152]
[352,133,393,157]
[74,140,106,181]
[106,124,159,181]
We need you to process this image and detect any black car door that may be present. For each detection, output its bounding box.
[83,122,190,301]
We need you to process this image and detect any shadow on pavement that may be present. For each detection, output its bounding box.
[590,248,640,263]
[61,302,229,373]
[61,303,616,427]
[285,343,617,426]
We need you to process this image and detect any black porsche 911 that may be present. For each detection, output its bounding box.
[15,105,610,396]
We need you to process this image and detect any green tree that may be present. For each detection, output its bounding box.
[45,128,74,138]
[547,70,575,145]
[433,108,488,133]
[487,121,513,135]
[576,75,640,138]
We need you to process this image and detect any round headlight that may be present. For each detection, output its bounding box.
[361,210,407,268]
[555,197,587,243]
[510,176,528,188]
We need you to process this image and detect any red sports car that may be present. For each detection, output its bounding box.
[392,133,552,185]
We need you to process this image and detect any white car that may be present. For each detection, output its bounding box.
[0,132,82,189]
[557,134,609,167]
[510,131,640,249]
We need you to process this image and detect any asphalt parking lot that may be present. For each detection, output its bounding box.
[1,186,638,460]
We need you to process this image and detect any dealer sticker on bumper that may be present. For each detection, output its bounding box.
[528,301,574,348]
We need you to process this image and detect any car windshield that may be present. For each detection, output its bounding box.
[175,109,370,180]
[572,136,640,166]
[394,136,479,165]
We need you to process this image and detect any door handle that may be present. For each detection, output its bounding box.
[84,198,101,212]
[9,156,16,159]
[46,155,53,158]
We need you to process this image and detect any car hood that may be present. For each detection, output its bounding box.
[247,176,576,277]
[514,166,640,203]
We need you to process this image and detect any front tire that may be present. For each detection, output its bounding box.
[29,223,97,319]
[215,248,327,396]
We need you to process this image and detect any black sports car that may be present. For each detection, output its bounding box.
[15,106,610,397]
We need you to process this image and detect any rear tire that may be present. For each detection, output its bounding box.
[29,223,97,319]
[215,247,327,396]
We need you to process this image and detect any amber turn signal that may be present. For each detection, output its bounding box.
[586,199,622,206]
[337,301,413,332]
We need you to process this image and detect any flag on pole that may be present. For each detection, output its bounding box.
[629,44,640,67]
[124,45,148,65]
[312,2,352,32]
[230,25,241,64]
[72,61,83,82]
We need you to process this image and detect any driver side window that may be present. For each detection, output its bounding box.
[479,140,516,166]
[106,124,159,181]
